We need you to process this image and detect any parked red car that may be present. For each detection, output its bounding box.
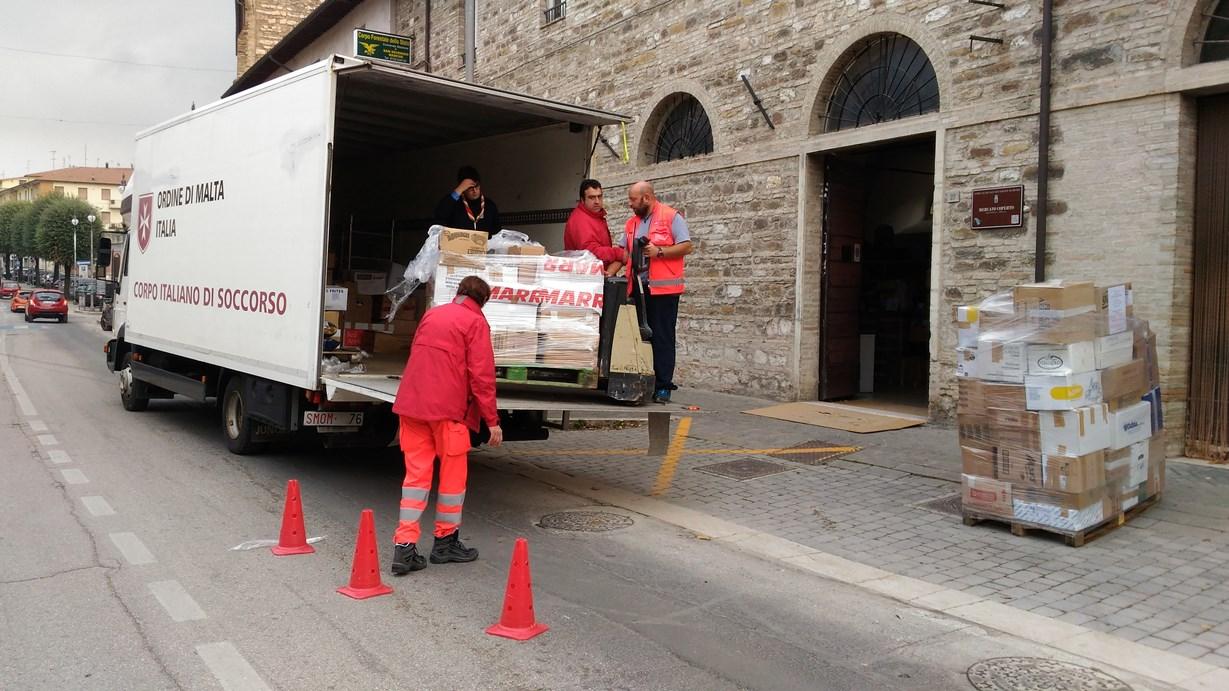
[0,280,18,299]
[10,290,30,312]
[25,290,68,322]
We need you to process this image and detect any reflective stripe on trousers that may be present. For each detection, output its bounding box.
[393,417,471,544]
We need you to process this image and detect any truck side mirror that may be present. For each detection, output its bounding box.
[97,237,112,268]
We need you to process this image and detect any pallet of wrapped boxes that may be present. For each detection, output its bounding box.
[428,228,604,389]
[955,280,1164,547]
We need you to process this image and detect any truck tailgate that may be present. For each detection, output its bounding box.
[321,373,644,412]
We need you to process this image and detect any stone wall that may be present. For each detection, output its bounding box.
[236,0,326,76]
[384,0,1215,447]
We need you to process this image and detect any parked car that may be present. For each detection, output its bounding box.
[0,281,18,299]
[10,290,31,312]
[26,290,68,322]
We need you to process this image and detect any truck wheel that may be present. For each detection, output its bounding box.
[222,377,267,455]
[119,353,150,412]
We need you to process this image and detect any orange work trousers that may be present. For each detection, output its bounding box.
[393,416,470,545]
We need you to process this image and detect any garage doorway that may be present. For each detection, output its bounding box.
[820,135,935,416]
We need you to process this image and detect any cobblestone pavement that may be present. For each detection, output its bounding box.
[483,387,1229,668]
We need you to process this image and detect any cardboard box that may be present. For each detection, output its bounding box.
[1105,448,1132,495]
[373,332,412,354]
[1026,341,1097,376]
[1040,451,1106,494]
[1025,371,1103,411]
[431,259,489,306]
[963,475,1013,517]
[1094,331,1133,369]
[1013,281,1098,314]
[957,412,992,447]
[505,244,546,256]
[1142,387,1163,431]
[438,227,488,255]
[961,445,996,478]
[342,328,374,350]
[1101,360,1148,409]
[1012,495,1111,532]
[484,301,539,331]
[1097,283,1132,335]
[976,340,1026,383]
[960,379,1028,410]
[955,305,979,349]
[1109,400,1153,450]
[1146,436,1166,497]
[327,251,337,270]
[492,329,539,365]
[955,348,977,378]
[1016,486,1108,512]
[343,281,376,320]
[540,348,598,369]
[324,285,348,311]
[1038,404,1111,456]
[323,310,341,327]
[353,271,388,296]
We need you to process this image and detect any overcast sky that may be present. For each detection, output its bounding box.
[0,0,237,178]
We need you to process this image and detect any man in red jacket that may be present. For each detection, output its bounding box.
[389,276,503,575]
[564,179,626,276]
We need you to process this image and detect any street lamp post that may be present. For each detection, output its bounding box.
[70,214,96,304]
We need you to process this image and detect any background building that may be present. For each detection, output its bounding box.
[230,0,1229,460]
[0,166,132,229]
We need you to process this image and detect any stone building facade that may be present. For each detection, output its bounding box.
[236,0,1229,457]
[234,0,327,75]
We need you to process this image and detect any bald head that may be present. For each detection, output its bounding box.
[628,180,657,218]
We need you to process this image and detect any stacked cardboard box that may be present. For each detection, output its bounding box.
[425,229,604,370]
[957,280,1164,538]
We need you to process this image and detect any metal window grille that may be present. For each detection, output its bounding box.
[654,95,714,163]
[543,0,566,24]
[1200,1,1229,63]
[824,33,940,132]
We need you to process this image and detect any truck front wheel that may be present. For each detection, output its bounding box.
[222,377,267,455]
[118,353,150,412]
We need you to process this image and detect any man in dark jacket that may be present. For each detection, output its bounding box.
[434,165,501,234]
[389,276,503,575]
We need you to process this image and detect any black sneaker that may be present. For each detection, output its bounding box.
[430,531,479,564]
[652,388,671,404]
[390,542,426,575]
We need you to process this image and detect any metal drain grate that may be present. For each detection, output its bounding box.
[916,493,963,516]
[967,657,1132,690]
[537,511,634,532]
[768,439,861,466]
[696,458,792,480]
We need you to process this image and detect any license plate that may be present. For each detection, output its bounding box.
[303,411,364,427]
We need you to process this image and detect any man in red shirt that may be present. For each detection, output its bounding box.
[564,179,626,276]
[389,276,503,575]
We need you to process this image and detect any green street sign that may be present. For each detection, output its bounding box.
[353,29,412,64]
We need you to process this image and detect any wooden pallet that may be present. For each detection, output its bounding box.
[496,364,599,389]
[962,493,1161,547]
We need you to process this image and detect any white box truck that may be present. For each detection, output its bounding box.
[103,56,661,454]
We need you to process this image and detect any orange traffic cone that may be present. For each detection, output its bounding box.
[485,537,548,640]
[337,509,393,600]
[271,479,315,556]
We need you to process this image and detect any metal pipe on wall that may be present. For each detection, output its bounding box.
[1035,0,1054,282]
[464,0,476,82]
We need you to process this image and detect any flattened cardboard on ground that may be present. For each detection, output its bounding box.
[743,401,924,433]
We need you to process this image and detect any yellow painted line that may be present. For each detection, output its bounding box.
[650,417,692,497]
[513,448,646,457]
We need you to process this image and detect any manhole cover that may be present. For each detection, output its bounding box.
[768,439,861,466]
[696,458,791,480]
[916,493,963,516]
[967,658,1132,691]
[538,511,634,532]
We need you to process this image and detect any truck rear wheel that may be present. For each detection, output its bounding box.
[222,376,267,455]
[119,353,150,412]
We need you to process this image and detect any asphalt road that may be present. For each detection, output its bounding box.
[0,302,1158,690]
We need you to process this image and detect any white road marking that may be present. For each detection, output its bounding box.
[149,580,207,622]
[0,332,38,416]
[37,434,59,446]
[108,532,156,565]
[81,496,116,516]
[47,449,71,464]
[196,642,272,691]
[59,469,89,485]
[29,420,47,432]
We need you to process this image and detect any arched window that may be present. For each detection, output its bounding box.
[1202,0,1229,63]
[824,33,940,133]
[650,94,714,164]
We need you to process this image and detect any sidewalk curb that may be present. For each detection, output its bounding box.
[479,455,1229,691]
